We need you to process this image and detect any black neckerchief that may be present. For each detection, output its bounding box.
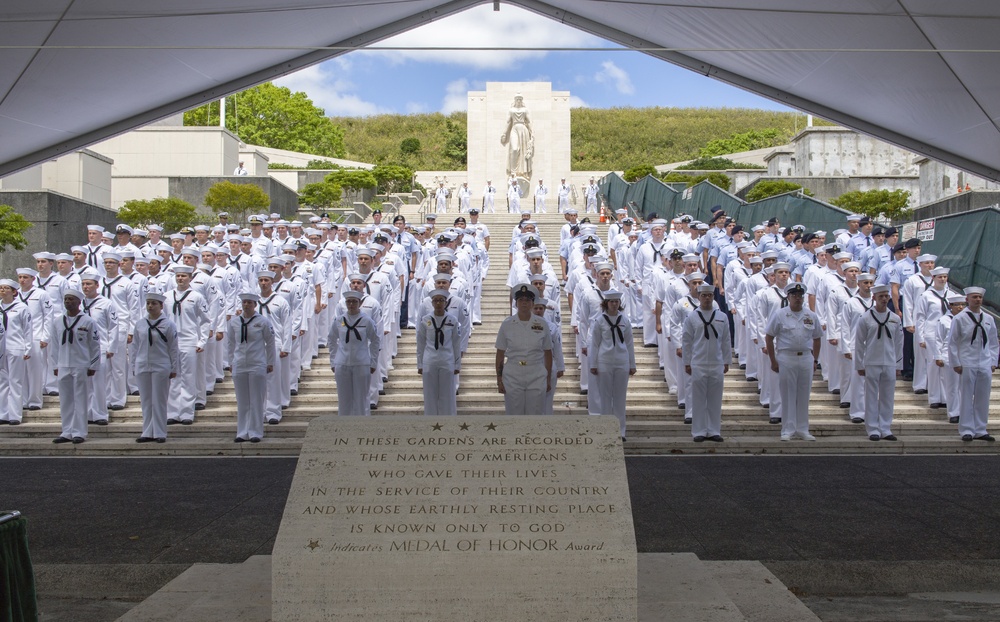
[698,309,718,340]
[147,318,167,346]
[82,297,97,316]
[259,295,275,316]
[38,275,54,289]
[344,316,363,342]
[774,286,788,308]
[62,314,82,344]
[87,246,100,267]
[967,310,988,348]
[172,290,191,315]
[604,313,624,346]
[930,288,948,315]
[17,289,35,304]
[102,275,122,299]
[431,315,447,350]
[871,309,893,340]
[0,302,14,330]
[920,275,933,291]
[240,316,253,343]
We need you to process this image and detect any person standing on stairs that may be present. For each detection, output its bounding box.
[329,291,380,417]
[496,284,552,416]
[853,284,903,441]
[682,283,731,443]
[417,290,462,417]
[589,290,636,440]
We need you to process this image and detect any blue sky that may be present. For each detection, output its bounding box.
[274,4,797,117]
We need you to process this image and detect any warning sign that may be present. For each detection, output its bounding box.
[916,218,935,242]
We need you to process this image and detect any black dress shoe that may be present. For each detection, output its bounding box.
[268,419,280,425]
[740,364,746,370]
[94,419,108,426]
[381,377,388,382]
[281,405,288,410]
[708,435,724,442]
[851,417,864,424]
[206,391,214,396]
[194,403,206,411]
[167,419,179,425]
[914,389,928,395]
[684,418,692,424]
[769,417,780,424]
[831,389,840,395]
[130,391,140,396]
[378,389,386,396]
[109,405,125,411]
[136,437,154,443]
[53,437,72,444]
[929,402,943,409]
[250,437,261,443]
[746,377,758,382]
[8,421,19,426]
[27,406,41,411]
[234,437,246,443]
[72,437,85,444]
[0,421,8,426]
[580,389,588,395]
[181,420,193,425]
[693,436,706,442]
[473,322,482,326]
[901,374,913,381]
[45,391,59,397]
[869,434,880,441]
[659,365,664,370]
[761,403,769,408]
[643,343,657,348]
[883,435,898,441]
[678,403,685,409]
[839,402,850,408]
[949,416,959,424]
[962,434,973,442]
[155,438,166,444]
[290,389,298,396]
[370,404,378,410]
[975,434,996,442]
[215,377,224,383]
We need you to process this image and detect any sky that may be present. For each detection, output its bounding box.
[273,4,796,117]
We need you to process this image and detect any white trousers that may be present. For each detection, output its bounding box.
[925,347,943,405]
[578,346,590,392]
[824,340,840,392]
[264,356,285,421]
[689,364,724,438]
[543,369,558,416]
[640,290,657,346]
[502,364,546,416]
[677,350,692,411]
[595,366,629,437]
[167,349,199,422]
[663,335,679,393]
[280,353,293,407]
[0,352,25,422]
[777,352,813,437]
[941,364,960,420]
[863,365,895,437]
[107,340,128,408]
[24,343,45,409]
[422,367,457,416]
[836,353,852,402]
[57,368,90,439]
[336,364,371,416]
[912,338,928,391]
[138,370,170,439]
[763,356,782,420]
[234,371,267,440]
[848,367,866,421]
[958,367,992,437]
[88,358,109,422]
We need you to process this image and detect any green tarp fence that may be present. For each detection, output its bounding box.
[0,514,37,622]
[899,206,1000,314]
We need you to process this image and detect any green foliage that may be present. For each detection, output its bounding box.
[0,204,32,252]
[325,169,377,192]
[746,180,814,202]
[830,189,910,220]
[299,181,343,209]
[184,83,346,158]
[267,162,297,169]
[331,112,467,170]
[372,164,414,194]
[118,197,199,232]
[400,137,421,156]
[443,119,467,167]
[623,164,658,182]
[661,172,732,190]
[204,181,270,223]
[306,159,339,170]
[676,156,765,171]
[699,128,789,158]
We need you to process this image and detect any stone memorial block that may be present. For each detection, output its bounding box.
[273,415,637,621]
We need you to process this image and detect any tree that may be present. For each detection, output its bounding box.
[204,181,270,223]
[400,137,421,156]
[184,83,346,158]
[443,119,467,167]
[325,169,377,193]
[306,159,339,170]
[676,156,765,171]
[745,180,813,202]
[299,181,343,210]
[623,164,657,182]
[118,197,199,232]
[699,128,787,158]
[661,172,731,190]
[372,164,414,194]
[0,204,32,252]
[830,189,910,220]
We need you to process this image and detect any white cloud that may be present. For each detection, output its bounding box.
[441,79,470,114]
[274,64,387,117]
[405,101,429,114]
[593,60,634,95]
[569,95,589,108]
[366,4,602,70]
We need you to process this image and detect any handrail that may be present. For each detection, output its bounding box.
[0,510,22,525]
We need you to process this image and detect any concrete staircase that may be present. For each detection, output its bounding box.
[1,210,996,456]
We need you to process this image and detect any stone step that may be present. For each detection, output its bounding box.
[703,561,822,622]
[639,553,745,621]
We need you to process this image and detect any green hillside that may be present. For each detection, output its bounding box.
[331,107,817,171]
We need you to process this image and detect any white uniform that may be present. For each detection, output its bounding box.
[258,294,292,423]
[457,185,471,212]
[482,183,497,213]
[534,184,548,213]
[435,187,449,213]
[840,294,875,423]
[590,312,636,437]
[585,182,599,214]
[495,314,552,416]
[508,183,521,213]
[557,183,571,213]
[933,312,961,422]
[227,312,276,441]
[80,295,118,422]
[901,272,934,391]
[100,274,139,409]
[0,300,32,423]
[914,286,950,407]
[669,295,699,413]
[948,309,999,438]
[164,288,211,423]
[132,316,180,440]
[416,312,462,416]
[48,312,101,440]
[17,288,54,410]
[854,308,903,438]
[329,311,380,416]
[682,307,732,439]
[543,317,565,416]
[765,306,823,439]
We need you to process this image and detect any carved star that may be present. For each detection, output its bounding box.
[485,423,497,431]
[432,423,443,431]
[459,423,470,431]
[307,539,320,551]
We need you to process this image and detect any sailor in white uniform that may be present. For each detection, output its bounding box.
[933,295,966,424]
[682,283,732,442]
[329,290,380,416]
[132,293,180,443]
[416,290,462,416]
[15,268,53,411]
[948,286,999,442]
[495,284,553,416]
[589,290,636,439]
[79,271,118,425]
[0,279,33,424]
[49,288,101,444]
[257,271,292,424]
[164,266,211,425]
[533,299,565,416]
[482,180,498,213]
[853,284,903,441]
[557,178,571,213]
[228,293,276,442]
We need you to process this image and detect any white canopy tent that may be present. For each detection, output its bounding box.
[3,1,999,180]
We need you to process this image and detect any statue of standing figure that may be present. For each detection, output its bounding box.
[501,94,533,179]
